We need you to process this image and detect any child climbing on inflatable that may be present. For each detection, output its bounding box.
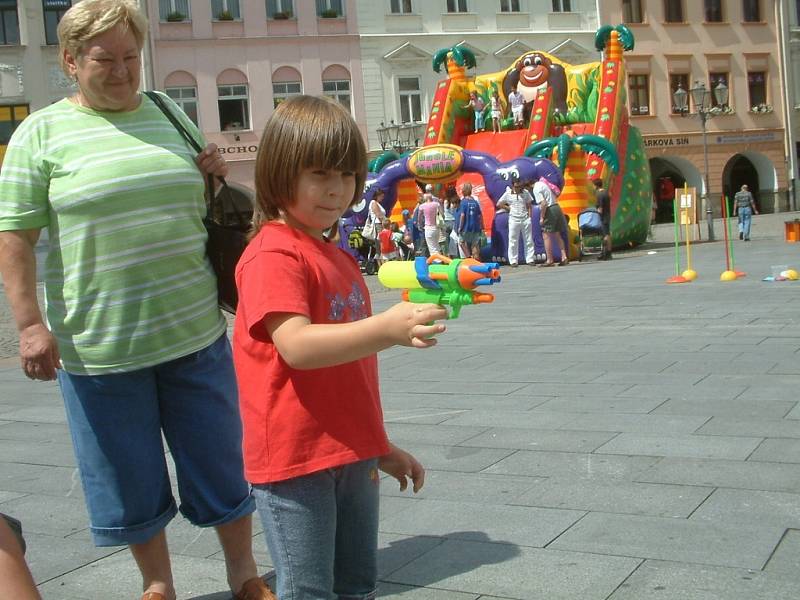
[233,95,448,600]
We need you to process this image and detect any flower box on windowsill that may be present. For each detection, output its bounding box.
[271,11,293,20]
[165,11,187,22]
[215,10,235,21]
[319,9,342,18]
[749,104,773,114]
[708,105,735,116]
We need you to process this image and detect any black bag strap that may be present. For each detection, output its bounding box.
[144,91,247,227]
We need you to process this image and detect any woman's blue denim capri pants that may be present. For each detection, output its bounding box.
[57,334,254,547]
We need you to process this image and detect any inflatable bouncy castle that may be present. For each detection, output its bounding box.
[344,25,652,262]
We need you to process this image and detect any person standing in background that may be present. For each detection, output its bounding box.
[497,177,535,267]
[733,184,759,241]
[593,178,612,260]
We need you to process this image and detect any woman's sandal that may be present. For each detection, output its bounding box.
[558,260,569,266]
[540,262,555,267]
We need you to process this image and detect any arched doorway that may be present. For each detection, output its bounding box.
[723,155,759,211]
[649,158,686,224]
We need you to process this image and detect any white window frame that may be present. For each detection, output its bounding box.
[500,0,521,12]
[272,81,302,108]
[211,0,240,20]
[323,79,352,112]
[551,0,571,12]
[316,0,344,16]
[398,76,424,124]
[158,0,191,21]
[390,0,413,14]
[165,86,199,126]
[217,83,250,131]
[266,0,294,18]
[446,0,468,13]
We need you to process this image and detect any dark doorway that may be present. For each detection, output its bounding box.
[723,154,759,211]
[649,158,686,224]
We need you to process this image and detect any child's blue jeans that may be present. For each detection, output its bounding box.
[252,459,380,600]
[474,110,485,131]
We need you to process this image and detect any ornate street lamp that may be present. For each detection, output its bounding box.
[375,119,425,153]
[376,121,390,151]
[673,79,729,242]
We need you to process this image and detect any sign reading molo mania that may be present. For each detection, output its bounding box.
[407,144,463,182]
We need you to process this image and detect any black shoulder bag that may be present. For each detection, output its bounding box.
[145,91,251,314]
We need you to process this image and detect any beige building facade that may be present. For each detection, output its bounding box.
[599,0,791,224]
[144,0,364,193]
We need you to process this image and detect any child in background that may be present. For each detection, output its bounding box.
[378,219,398,265]
[233,96,448,600]
[490,90,502,133]
[464,90,486,132]
[390,222,409,260]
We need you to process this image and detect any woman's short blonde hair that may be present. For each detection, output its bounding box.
[253,95,367,233]
[58,0,147,75]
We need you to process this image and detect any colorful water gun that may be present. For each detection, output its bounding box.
[378,254,501,318]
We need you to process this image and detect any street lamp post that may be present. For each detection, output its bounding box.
[672,80,729,242]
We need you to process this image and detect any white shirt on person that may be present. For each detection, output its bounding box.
[498,189,533,219]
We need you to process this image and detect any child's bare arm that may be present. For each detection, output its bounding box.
[265,302,448,370]
[378,442,425,493]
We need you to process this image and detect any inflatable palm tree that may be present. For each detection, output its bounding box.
[432,45,477,80]
[594,24,635,53]
[525,133,619,175]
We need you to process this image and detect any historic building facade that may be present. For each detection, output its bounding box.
[0,0,78,164]
[599,0,791,223]
[355,0,601,155]
[144,0,364,193]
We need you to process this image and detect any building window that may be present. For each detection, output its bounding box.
[743,0,760,22]
[446,0,468,13]
[664,0,683,22]
[500,0,521,11]
[211,0,240,20]
[669,74,689,113]
[390,0,413,13]
[704,0,722,22]
[316,0,343,17]
[159,0,190,21]
[218,84,249,131]
[266,0,293,18]
[628,74,650,115]
[43,0,71,45]
[747,71,767,107]
[272,81,301,108]
[622,0,643,23]
[398,77,423,123]
[552,0,571,11]
[0,1,19,45]
[323,80,351,111]
[0,103,27,147]
[166,87,198,126]
[709,72,728,107]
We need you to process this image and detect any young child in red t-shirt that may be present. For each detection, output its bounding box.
[377,220,398,265]
[232,96,448,600]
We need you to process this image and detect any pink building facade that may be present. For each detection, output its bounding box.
[145,0,364,194]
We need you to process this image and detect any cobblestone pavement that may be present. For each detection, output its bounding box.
[1,212,800,599]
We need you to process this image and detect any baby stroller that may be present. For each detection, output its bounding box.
[347,228,379,275]
[577,208,605,259]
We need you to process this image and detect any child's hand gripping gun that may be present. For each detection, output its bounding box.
[378,254,501,318]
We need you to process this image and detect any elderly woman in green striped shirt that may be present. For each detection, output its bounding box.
[0,2,274,600]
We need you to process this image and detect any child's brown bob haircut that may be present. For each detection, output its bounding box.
[252,95,367,233]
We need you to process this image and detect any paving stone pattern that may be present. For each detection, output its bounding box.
[1,218,800,598]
